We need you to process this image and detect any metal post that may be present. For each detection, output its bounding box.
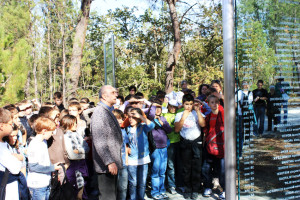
[222,0,236,199]
[111,34,116,87]
[104,42,107,85]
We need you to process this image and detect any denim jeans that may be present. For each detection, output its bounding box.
[254,105,266,135]
[117,166,128,200]
[128,164,148,200]
[29,186,50,200]
[150,148,167,196]
[167,142,183,189]
[202,149,225,190]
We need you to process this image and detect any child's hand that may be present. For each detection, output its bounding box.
[128,98,138,103]
[152,103,162,108]
[54,163,62,170]
[84,136,91,142]
[193,102,201,111]
[12,153,24,161]
[73,149,79,154]
[132,112,142,119]
[182,109,191,119]
[155,116,163,126]
[126,146,131,155]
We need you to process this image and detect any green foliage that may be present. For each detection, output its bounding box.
[237,20,277,90]
[236,0,300,90]
[0,0,226,104]
[0,0,32,105]
[84,1,224,98]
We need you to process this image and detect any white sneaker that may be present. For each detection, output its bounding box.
[219,191,225,199]
[203,188,212,197]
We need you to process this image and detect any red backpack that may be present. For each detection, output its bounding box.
[205,111,224,158]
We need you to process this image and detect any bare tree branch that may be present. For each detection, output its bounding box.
[179,3,197,25]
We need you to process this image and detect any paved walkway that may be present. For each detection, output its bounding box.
[144,191,220,200]
[143,191,273,200]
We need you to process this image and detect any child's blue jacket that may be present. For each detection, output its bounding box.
[127,122,155,161]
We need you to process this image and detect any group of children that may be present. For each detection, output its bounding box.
[0,93,92,200]
[0,80,226,200]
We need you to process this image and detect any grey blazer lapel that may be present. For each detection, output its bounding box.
[99,102,122,131]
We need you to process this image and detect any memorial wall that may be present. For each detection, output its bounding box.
[236,0,300,199]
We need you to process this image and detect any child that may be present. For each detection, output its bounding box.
[17,100,34,139]
[39,106,60,127]
[8,125,27,176]
[27,117,61,200]
[80,98,90,112]
[162,99,183,194]
[39,106,70,169]
[0,108,22,200]
[3,104,27,146]
[69,102,87,138]
[210,80,224,107]
[112,109,130,200]
[202,95,225,199]
[127,108,155,200]
[27,114,39,144]
[61,115,89,200]
[237,80,253,158]
[120,95,157,128]
[147,101,172,199]
[174,94,205,199]
[54,91,65,112]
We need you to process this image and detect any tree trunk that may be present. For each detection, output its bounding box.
[68,0,92,98]
[25,71,31,98]
[62,24,67,106]
[47,13,53,102]
[33,49,38,99]
[165,0,181,94]
[154,61,158,82]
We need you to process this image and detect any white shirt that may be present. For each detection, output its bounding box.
[175,110,203,141]
[0,142,22,200]
[27,138,52,188]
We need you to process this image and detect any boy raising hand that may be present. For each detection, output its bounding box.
[174,94,205,199]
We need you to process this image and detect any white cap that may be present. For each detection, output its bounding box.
[166,91,177,101]
[176,91,184,105]
[168,99,179,107]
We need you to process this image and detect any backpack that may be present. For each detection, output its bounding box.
[49,164,76,200]
[205,112,224,158]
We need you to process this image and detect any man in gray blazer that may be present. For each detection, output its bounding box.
[91,85,123,200]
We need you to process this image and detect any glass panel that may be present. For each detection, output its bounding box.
[236,0,300,199]
[104,35,115,86]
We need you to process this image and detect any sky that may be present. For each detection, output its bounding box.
[91,0,154,15]
[90,0,202,16]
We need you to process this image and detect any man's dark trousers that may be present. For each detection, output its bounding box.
[98,173,117,200]
[254,105,266,135]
